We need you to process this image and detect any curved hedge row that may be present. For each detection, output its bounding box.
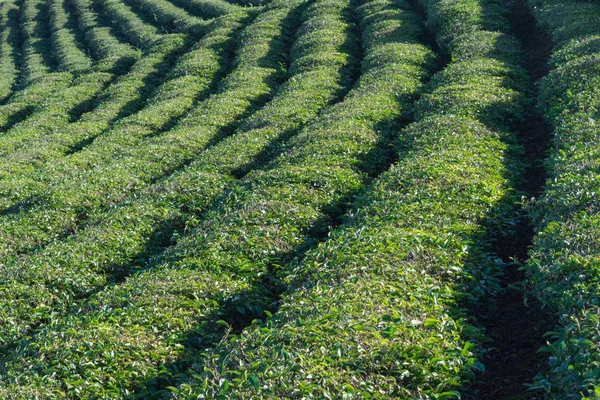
[0,33,195,177]
[0,0,435,397]
[3,1,318,397]
[66,0,140,63]
[123,0,210,36]
[0,1,360,396]
[0,3,293,253]
[0,0,140,128]
[171,0,532,397]
[92,0,160,48]
[0,69,115,156]
[0,0,347,337]
[0,0,76,131]
[167,0,239,19]
[2,0,298,346]
[152,0,433,299]
[0,18,243,254]
[4,0,594,398]
[0,0,20,102]
[0,1,217,182]
[525,0,600,397]
[20,0,57,83]
[49,0,94,72]
[0,73,73,130]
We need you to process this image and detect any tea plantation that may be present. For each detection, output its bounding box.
[0,0,598,398]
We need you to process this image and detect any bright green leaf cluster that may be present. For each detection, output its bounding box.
[526,0,600,397]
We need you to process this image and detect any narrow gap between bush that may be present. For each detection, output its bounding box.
[475,1,555,398]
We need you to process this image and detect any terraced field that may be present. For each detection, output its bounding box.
[0,0,598,398]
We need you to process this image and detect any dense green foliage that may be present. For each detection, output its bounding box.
[171,0,532,397]
[526,0,600,397]
[0,0,19,101]
[49,0,94,72]
[93,0,161,47]
[0,0,597,398]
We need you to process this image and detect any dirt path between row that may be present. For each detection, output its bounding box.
[475,1,555,398]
